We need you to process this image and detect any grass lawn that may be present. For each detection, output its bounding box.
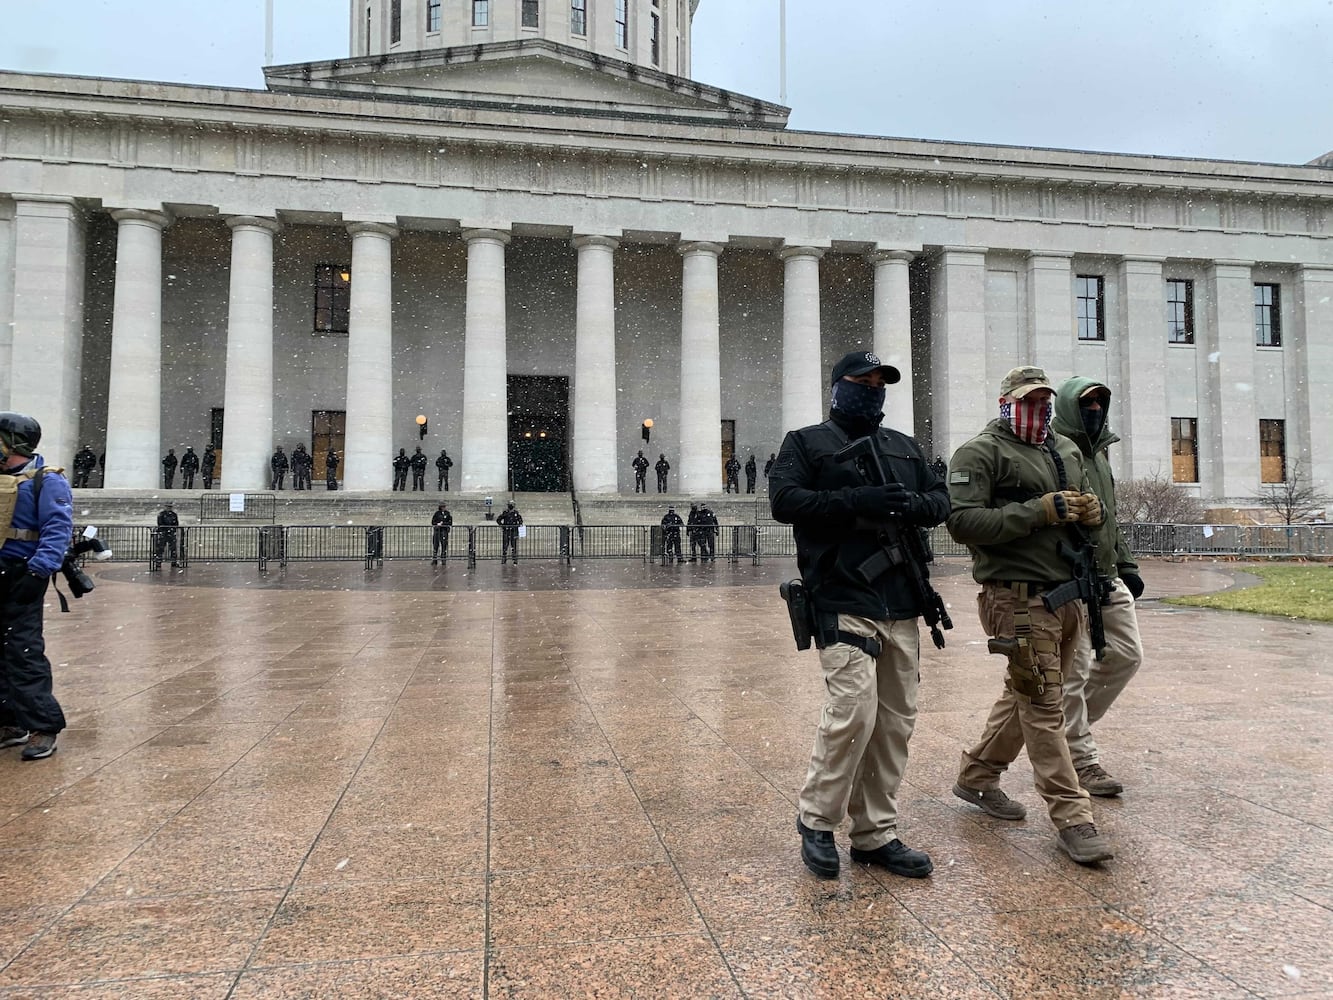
[1166,564,1333,623]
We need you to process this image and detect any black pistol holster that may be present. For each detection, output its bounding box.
[779,579,882,658]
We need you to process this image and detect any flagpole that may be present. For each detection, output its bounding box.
[265,0,274,65]
[779,0,787,104]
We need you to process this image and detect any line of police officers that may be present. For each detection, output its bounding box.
[659,503,720,563]
[772,351,1143,877]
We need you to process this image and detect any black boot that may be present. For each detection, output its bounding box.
[796,816,838,879]
[850,839,933,879]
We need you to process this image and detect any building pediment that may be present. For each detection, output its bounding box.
[263,38,788,128]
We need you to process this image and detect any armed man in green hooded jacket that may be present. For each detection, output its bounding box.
[1050,376,1144,798]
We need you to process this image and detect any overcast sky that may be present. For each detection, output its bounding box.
[5,0,1332,165]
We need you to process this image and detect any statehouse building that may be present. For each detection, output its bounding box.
[1,0,1330,502]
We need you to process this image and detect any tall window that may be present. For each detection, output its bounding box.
[1260,419,1286,483]
[570,0,586,35]
[1171,417,1198,483]
[650,11,660,64]
[1255,283,1281,346]
[426,0,441,32]
[1166,278,1194,344]
[314,265,351,335]
[472,0,489,27]
[1076,275,1105,341]
[522,0,540,28]
[390,0,402,42]
[615,0,628,47]
[365,6,372,54]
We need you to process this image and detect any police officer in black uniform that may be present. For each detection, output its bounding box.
[161,449,178,489]
[201,443,217,490]
[436,449,454,491]
[410,447,428,491]
[179,447,200,489]
[72,445,97,488]
[698,504,719,561]
[326,448,339,490]
[270,447,288,490]
[770,349,949,881]
[764,453,777,480]
[745,454,758,494]
[686,503,702,561]
[290,444,311,490]
[155,501,181,568]
[632,451,650,493]
[724,455,741,493]
[661,505,684,564]
[497,501,523,564]
[392,449,410,492]
[0,412,73,760]
[431,502,453,565]
[655,453,670,493]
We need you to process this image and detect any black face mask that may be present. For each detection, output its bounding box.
[830,380,886,422]
[1080,403,1107,440]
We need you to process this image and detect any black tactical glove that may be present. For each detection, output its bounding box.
[1120,572,1145,600]
[854,483,919,518]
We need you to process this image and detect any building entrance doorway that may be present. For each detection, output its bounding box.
[721,419,736,490]
[311,410,346,484]
[508,375,569,492]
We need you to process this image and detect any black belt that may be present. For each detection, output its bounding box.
[990,580,1065,593]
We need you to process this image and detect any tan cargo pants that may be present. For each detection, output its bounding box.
[957,584,1093,829]
[798,614,919,851]
[1064,576,1143,769]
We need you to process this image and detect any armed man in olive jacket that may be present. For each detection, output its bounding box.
[1051,376,1144,798]
[947,366,1113,865]
[771,350,949,882]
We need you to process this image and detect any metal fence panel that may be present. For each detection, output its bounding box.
[185,526,261,562]
[473,524,567,560]
[198,493,277,523]
[1125,522,1333,557]
[575,525,649,559]
[283,525,371,562]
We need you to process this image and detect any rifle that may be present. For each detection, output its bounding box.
[1040,438,1110,660]
[832,435,953,649]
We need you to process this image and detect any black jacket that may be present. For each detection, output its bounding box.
[431,510,453,528]
[770,416,949,620]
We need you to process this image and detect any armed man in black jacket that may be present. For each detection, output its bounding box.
[771,350,949,882]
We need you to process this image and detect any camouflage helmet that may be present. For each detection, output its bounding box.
[0,411,42,458]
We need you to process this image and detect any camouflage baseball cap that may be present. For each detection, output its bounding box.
[999,366,1056,399]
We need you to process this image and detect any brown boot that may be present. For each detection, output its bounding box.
[1058,823,1113,864]
[1076,762,1124,797]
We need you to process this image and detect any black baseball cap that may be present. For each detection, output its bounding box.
[830,350,901,386]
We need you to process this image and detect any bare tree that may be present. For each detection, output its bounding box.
[1116,466,1206,524]
[1248,458,1331,525]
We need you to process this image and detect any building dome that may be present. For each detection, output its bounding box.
[354,0,697,78]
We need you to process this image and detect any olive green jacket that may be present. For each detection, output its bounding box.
[946,419,1091,584]
[1050,376,1139,579]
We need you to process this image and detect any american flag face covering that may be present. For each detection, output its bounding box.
[1000,397,1052,445]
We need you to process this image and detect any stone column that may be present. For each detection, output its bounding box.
[929,247,989,461]
[0,206,14,410]
[1026,251,1075,376]
[678,241,722,493]
[9,196,86,467]
[342,222,398,491]
[220,216,281,491]
[779,246,824,435]
[867,249,914,435]
[572,235,619,494]
[103,210,171,488]
[1116,256,1167,481]
[1293,264,1333,492]
[461,229,511,492]
[1204,260,1258,499]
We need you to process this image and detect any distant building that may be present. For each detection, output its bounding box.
[1,0,1329,499]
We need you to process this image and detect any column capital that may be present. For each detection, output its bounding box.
[935,245,988,263]
[12,195,82,220]
[226,215,280,234]
[347,221,399,240]
[1210,258,1255,271]
[572,234,620,252]
[777,245,825,262]
[110,208,172,229]
[678,241,723,257]
[1296,262,1333,278]
[1119,254,1166,266]
[1026,249,1075,262]
[865,249,914,265]
[461,227,510,245]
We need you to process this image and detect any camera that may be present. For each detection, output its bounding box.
[60,530,112,601]
[60,556,95,599]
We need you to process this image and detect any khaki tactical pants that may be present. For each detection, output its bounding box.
[1064,576,1143,769]
[958,584,1093,829]
[798,614,919,851]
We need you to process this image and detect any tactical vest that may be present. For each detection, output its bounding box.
[1,466,63,542]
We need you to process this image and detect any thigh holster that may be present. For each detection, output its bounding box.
[987,585,1060,698]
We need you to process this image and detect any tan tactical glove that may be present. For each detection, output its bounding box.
[1072,492,1104,527]
[1039,491,1082,525]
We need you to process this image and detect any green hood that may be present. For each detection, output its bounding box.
[1051,375,1119,458]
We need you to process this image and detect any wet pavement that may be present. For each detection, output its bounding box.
[0,557,1328,998]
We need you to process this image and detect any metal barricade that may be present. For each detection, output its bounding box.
[365,526,384,569]
[730,525,758,565]
[187,525,261,564]
[473,524,570,562]
[282,525,367,563]
[198,492,277,523]
[257,526,284,570]
[575,525,650,560]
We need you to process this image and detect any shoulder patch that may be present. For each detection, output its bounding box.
[949,471,970,484]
